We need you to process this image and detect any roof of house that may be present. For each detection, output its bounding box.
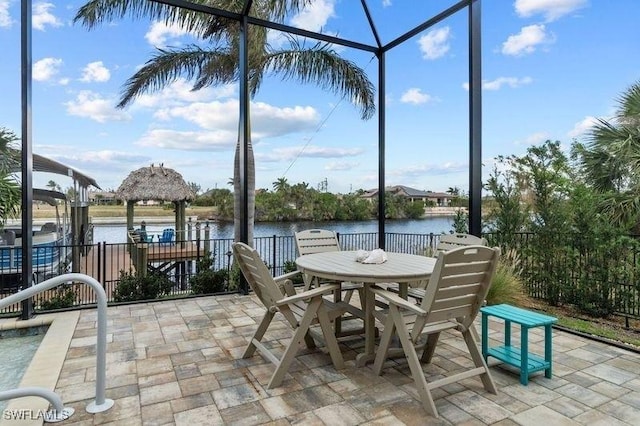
[362,185,452,198]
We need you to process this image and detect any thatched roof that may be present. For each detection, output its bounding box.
[117,164,195,202]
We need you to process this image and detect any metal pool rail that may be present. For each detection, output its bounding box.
[0,273,114,420]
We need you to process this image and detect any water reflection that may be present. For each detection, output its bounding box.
[93,217,453,244]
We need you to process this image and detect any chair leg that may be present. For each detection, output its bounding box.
[372,311,397,375]
[420,332,440,363]
[316,303,345,370]
[243,311,274,358]
[391,308,438,417]
[462,329,497,394]
[268,298,322,389]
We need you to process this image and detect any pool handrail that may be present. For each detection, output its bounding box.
[0,273,114,415]
[0,387,74,422]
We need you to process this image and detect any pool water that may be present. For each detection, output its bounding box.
[0,326,48,412]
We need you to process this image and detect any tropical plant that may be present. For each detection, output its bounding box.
[0,127,21,226]
[113,270,173,302]
[573,80,640,230]
[190,253,229,294]
[74,1,375,245]
[485,249,525,306]
[39,285,77,310]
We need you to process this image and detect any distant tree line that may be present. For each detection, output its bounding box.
[191,179,432,222]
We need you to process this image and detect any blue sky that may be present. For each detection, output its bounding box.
[1,0,639,195]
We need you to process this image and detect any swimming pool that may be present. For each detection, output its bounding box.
[0,325,48,412]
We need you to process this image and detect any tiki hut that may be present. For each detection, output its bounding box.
[117,164,195,243]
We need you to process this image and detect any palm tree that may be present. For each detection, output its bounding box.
[574,80,640,229]
[74,1,375,244]
[272,177,289,193]
[0,127,21,226]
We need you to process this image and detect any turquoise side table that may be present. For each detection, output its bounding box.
[480,304,557,385]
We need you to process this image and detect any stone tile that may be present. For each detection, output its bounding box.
[178,374,221,396]
[138,371,177,388]
[137,357,173,377]
[618,390,640,409]
[582,363,637,385]
[597,400,640,424]
[170,391,214,414]
[211,382,264,410]
[500,382,560,406]
[544,396,590,418]
[140,401,174,425]
[573,409,633,425]
[555,383,611,407]
[139,381,182,406]
[174,404,223,425]
[219,401,271,425]
[511,405,579,425]
[313,402,366,425]
[588,381,632,399]
[446,390,511,423]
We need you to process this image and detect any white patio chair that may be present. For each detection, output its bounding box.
[294,229,365,306]
[371,245,500,417]
[232,242,345,389]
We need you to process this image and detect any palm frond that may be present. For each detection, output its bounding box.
[263,43,375,120]
[74,0,225,41]
[118,46,234,107]
[617,80,640,120]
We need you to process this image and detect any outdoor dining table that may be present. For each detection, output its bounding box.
[295,250,436,366]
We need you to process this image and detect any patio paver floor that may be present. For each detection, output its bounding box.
[3,294,640,425]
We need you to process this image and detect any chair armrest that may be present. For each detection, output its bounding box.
[275,284,340,306]
[370,287,427,315]
[274,270,301,283]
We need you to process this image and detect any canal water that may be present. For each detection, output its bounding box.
[93,217,454,244]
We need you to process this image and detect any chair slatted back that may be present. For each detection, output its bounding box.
[436,233,487,255]
[232,242,287,313]
[295,229,341,256]
[416,245,500,334]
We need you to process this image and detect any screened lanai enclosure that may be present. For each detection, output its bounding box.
[17,0,483,311]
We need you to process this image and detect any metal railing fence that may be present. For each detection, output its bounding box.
[2,231,639,321]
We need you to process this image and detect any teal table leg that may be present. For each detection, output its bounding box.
[545,324,553,378]
[504,319,512,347]
[520,327,529,385]
[482,313,489,360]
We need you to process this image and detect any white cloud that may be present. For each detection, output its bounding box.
[80,61,111,83]
[58,77,70,85]
[65,91,131,123]
[382,0,392,7]
[418,27,451,60]
[290,0,335,32]
[133,79,235,109]
[515,0,587,22]
[32,2,63,31]
[462,76,533,91]
[145,21,190,47]
[400,88,432,105]
[258,145,364,162]
[137,129,237,151]
[514,131,550,146]
[54,150,149,167]
[33,57,62,82]
[502,24,552,56]
[325,161,359,171]
[568,116,598,138]
[393,162,468,178]
[158,100,320,139]
[0,0,12,28]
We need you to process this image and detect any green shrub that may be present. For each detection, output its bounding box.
[39,285,76,310]
[283,260,304,284]
[113,270,173,302]
[486,249,525,306]
[190,253,228,294]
